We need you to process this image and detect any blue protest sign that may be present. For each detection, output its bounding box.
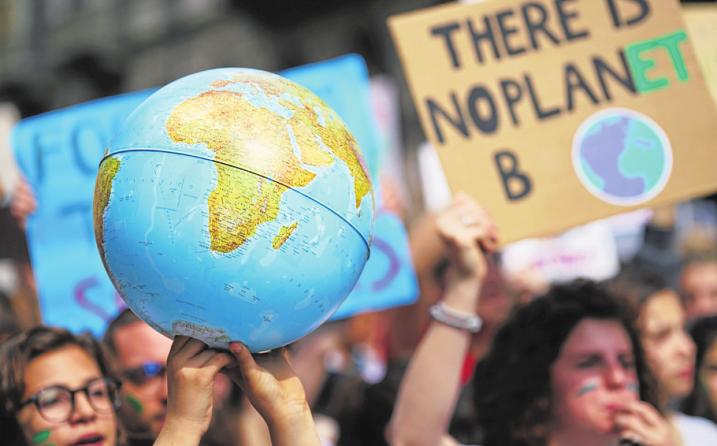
[13,55,417,336]
[13,91,153,334]
[332,211,417,320]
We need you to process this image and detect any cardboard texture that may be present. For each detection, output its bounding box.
[389,0,717,243]
[683,3,717,105]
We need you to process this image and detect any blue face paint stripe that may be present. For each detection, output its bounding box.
[576,382,599,397]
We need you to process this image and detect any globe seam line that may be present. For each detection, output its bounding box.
[99,147,371,252]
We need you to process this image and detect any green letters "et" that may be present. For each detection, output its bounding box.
[626,30,689,94]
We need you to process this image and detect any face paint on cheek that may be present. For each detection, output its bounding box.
[126,394,144,414]
[31,430,51,445]
[576,381,600,397]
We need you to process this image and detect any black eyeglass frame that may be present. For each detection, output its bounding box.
[18,376,122,423]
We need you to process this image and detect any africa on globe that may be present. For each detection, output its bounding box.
[93,68,374,352]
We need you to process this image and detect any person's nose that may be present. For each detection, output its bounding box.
[68,390,97,423]
[676,330,696,359]
[605,362,628,389]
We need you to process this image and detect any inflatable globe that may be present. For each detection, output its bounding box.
[93,68,374,352]
[573,108,672,207]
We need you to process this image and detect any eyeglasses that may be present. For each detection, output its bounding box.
[19,377,121,423]
[121,362,166,385]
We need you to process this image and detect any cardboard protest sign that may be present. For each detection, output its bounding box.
[389,0,717,243]
[683,3,717,105]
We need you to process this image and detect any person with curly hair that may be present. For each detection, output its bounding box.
[472,281,667,446]
[388,195,677,446]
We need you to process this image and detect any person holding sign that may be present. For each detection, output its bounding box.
[0,101,36,229]
[388,195,678,446]
[389,0,717,246]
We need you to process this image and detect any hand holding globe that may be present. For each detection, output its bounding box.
[93,68,374,352]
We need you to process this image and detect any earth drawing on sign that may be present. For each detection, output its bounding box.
[572,108,672,207]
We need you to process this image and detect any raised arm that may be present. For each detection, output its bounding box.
[9,174,37,229]
[154,336,233,446]
[387,194,497,446]
[227,343,321,446]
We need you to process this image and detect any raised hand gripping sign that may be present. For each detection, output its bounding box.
[389,0,717,244]
[13,54,417,335]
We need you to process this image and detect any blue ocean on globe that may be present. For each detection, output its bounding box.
[573,109,671,206]
[94,68,374,352]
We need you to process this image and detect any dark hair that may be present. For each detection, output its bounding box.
[0,82,46,117]
[103,308,141,356]
[680,251,717,302]
[682,315,717,422]
[607,262,671,311]
[0,291,20,342]
[473,280,659,446]
[0,326,117,446]
[681,250,717,272]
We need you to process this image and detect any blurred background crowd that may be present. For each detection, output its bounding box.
[1,1,717,445]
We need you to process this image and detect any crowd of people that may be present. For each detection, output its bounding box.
[1,172,717,446]
[2,0,717,441]
[388,196,717,446]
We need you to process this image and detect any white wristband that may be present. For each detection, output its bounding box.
[429,301,482,333]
